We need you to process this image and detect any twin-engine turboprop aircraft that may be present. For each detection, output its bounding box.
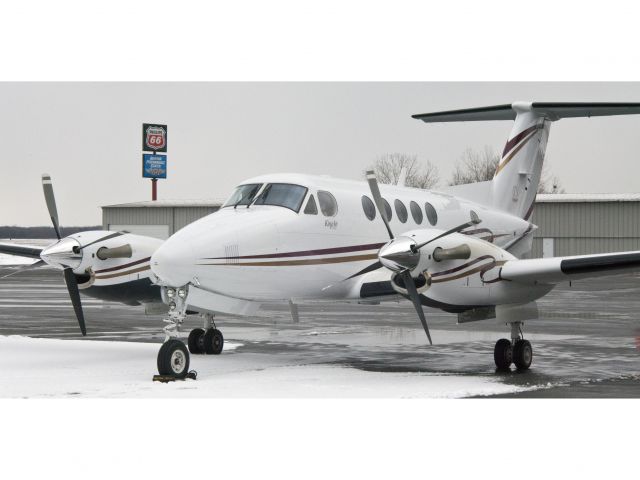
[0,175,164,334]
[148,101,640,378]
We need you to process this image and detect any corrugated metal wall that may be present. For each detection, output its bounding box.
[530,201,640,257]
[102,206,219,236]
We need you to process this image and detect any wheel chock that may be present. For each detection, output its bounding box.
[152,370,197,383]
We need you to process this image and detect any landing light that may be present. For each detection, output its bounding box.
[169,301,177,311]
[166,288,176,298]
[177,288,187,298]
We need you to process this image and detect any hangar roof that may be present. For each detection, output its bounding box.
[536,193,640,203]
[102,199,224,208]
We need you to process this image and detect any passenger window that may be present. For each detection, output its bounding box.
[361,195,376,221]
[410,201,423,224]
[394,199,408,223]
[318,191,338,217]
[382,198,392,222]
[304,195,318,215]
[425,202,438,225]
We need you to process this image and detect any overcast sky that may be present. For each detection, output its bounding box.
[2,82,640,226]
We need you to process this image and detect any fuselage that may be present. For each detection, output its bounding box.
[151,173,552,312]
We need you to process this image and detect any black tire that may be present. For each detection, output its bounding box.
[157,339,190,378]
[494,338,513,370]
[188,328,205,354]
[513,339,533,370]
[203,328,224,355]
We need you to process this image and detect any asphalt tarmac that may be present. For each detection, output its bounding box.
[1,266,639,397]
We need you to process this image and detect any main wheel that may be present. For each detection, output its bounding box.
[157,339,190,378]
[494,338,513,370]
[513,339,533,370]
[203,328,224,355]
[188,328,205,354]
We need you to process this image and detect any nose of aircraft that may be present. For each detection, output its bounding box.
[151,237,197,287]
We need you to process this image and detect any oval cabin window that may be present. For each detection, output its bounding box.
[318,191,338,217]
[410,201,423,224]
[394,199,408,223]
[361,195,376,221]
[425,202,438,226]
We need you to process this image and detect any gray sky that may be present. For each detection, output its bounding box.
[2,82,640,226]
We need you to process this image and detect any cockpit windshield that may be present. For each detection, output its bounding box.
[223,183,263,207]
[253,183,308,212]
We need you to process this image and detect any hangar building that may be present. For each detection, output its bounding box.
[102,194,640,258]
[101,200,222,240]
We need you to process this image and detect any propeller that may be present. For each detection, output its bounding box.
[365,170,482,345]
[42,174,62,240]
[40,174,87,336]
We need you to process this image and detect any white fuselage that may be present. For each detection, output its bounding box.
[151,173,553,313]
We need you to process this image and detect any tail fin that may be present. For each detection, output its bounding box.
[413,102,640,219]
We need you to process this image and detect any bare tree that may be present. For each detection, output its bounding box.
[449,146,565,193]
[369,153,439,189]
[537,170,565,194]
[449,146,499,185]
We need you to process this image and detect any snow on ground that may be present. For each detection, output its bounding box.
[0,335,537,398]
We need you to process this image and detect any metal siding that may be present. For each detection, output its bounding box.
[530,201,640,258]
[174,207,220,232]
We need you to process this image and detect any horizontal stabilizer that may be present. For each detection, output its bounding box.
[413,102,640,123]
[0,242,43,260]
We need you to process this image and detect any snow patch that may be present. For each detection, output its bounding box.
[0,336,536,399]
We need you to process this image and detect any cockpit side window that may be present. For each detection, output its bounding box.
[223,183,263,208]
[318,191,338,217]
[253,183,308,212]
[304,194,318,215]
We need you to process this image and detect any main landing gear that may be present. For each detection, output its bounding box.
[156,307,225,378]
[494,321,533,371]
[187,314,224,355]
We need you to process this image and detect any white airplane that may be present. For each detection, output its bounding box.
[147,101,640,379]
[0,175,164,334]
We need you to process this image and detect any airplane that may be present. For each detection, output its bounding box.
[0,174,165,334]
[146,101,640,379]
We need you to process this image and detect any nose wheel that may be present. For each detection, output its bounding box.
[157,339,190,378]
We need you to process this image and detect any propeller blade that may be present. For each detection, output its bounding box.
[76,231,124,251]
[41,174,62,240]
[63,267,86,336]
[400,270,432,345]
[366,170,394,240]
[413,215,481,252]
[0,260,46,279]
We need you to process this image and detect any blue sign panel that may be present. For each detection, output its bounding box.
[142,154,167,179]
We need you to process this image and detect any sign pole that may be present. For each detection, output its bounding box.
[152,178,158,201]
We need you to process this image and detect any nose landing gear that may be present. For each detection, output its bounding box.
[493,321,533,371]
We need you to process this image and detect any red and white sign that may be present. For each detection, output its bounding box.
[143,124,167,152]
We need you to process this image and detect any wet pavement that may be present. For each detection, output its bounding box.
[1,266,639,397]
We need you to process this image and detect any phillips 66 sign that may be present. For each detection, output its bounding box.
[142,123,168,152]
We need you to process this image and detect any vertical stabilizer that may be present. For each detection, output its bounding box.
[413,101,640,219]
[492,102,550,219]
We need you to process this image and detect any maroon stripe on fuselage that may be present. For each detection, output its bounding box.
[502,125,539,157]
[204,242,386,260]
[94,256,151,274]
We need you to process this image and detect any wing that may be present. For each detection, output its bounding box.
[0,242,44,260]
[500,251,640,284]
